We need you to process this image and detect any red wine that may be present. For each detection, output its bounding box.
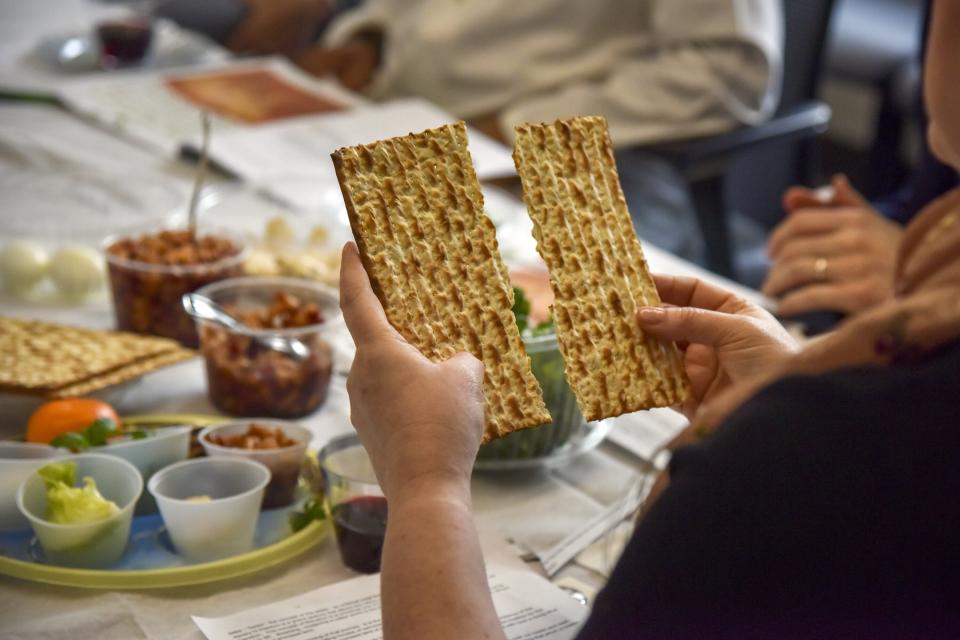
[97,20,153,67]
[333,496,388,573]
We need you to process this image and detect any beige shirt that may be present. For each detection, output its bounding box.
[326,0,783,146]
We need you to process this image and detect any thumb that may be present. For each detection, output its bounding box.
[831,174,870,208]
[638,306,749,346]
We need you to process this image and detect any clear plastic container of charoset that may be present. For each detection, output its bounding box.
[102,225,247,348]
[194,277,340,419]
[199,421,311,509]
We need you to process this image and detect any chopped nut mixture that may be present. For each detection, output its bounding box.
[105,230,244,347]
[106,230,240,266]
[200,291,334,418]
[206,423,299,449]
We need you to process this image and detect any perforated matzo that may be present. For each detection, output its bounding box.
[512,116,691,420]
[332,122,550,442]
[0,316,194,396]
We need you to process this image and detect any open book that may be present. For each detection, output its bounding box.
[57,57,516,210]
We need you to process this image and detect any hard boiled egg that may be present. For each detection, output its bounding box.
[48,246,105,300]
[0,240,49,294]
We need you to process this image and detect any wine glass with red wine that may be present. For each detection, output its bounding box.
[319,433,387,574]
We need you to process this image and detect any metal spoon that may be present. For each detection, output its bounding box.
[181,293,311,361]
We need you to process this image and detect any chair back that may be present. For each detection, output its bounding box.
[778,0,837,111]
[728,0,836,230]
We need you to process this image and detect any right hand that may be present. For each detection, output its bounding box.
[296,37,380,92]
[638,274,799,419]
[762,175,902,317]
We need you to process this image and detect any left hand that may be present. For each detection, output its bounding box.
[339,243,485,500]
[638,274,799,420]
[762,175,902,317]
[296,36,380,92]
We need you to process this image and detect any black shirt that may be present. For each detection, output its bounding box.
[577,341,960,639]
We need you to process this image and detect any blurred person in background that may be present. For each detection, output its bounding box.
[158,0,782,266]
[154,0,362,56]
[762,1,958,324]
[299,0,784,265]
[305,0,781,144]
[298,0,783,262]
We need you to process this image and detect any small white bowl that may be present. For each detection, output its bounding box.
[199,421,310,509]
[147,457,270,562]
[97,426,191,513]
[17,453,143,568]
[0,443,65,532]
[100,426,192,478]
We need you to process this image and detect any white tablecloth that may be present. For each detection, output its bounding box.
[0,17,766,635]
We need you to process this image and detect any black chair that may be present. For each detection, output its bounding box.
[647,0,836,279]
[826,0,924,198]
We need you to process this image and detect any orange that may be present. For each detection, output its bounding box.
[25,398,120,444]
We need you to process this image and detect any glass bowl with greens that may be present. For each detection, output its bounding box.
[476,287,609,466]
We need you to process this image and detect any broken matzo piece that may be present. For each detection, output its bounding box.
[332,122,551,442]
[512,116,691,421]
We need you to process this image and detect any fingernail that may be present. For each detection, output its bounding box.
[638,307,665,324]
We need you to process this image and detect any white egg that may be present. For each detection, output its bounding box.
[0,241,49,293]
[48,246,105,299]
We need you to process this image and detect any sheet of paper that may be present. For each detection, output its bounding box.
[538,474,650,577]
[57,57,363,156]
[605,408,689,469]
[202,97,517,212]
[574,521,635,580]
[192,568,586,640]
[0,102,191,244]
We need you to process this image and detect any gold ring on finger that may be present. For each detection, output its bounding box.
[813,256,829,281]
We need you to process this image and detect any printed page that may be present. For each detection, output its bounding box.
[193,568,586,640]
[201,97,517,211]
[57,57,363,156]
[604,408,689,468]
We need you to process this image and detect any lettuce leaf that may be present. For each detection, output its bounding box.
[38,461,121,525]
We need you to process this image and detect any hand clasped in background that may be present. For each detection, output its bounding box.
[762,174,902,317]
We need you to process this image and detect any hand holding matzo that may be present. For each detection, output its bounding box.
[340,242,485,499]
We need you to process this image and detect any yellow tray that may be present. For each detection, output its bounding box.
[0,413,328,589]
[0,520,327,589]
